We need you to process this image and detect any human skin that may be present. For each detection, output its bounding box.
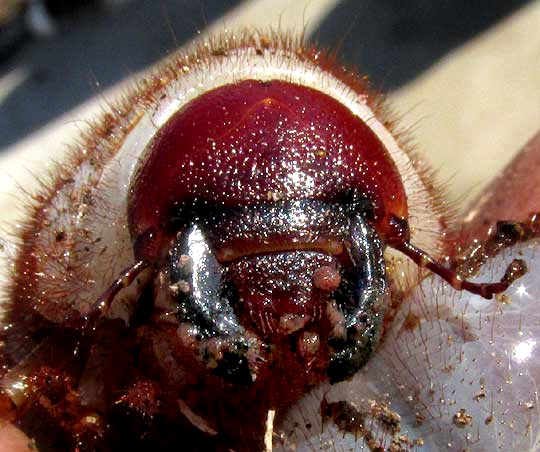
[459,131,540,246]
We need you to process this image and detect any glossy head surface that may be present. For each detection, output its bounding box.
[128,79,407,262]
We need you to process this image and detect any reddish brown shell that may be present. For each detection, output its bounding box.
[129,79,408,262]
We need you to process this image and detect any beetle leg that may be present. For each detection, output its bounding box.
[327,215,389,383]
[169,224,258,385]
[75,260,150,355]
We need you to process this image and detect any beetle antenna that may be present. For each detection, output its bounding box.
[393,241,527,299]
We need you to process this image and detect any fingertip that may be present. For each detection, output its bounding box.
[460,130,540,244]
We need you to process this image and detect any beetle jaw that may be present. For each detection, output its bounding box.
[176,323,266,385]
[168,250,340,386]
[161,214,389,386]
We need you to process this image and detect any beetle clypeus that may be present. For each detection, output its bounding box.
[0,30,533,452]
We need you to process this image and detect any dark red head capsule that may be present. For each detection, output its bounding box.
[125,80,408,383]
[125,77,510,385]
[129,80,408,259]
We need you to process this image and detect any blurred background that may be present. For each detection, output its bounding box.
[0,0,539,214]
[0,0,532,148]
